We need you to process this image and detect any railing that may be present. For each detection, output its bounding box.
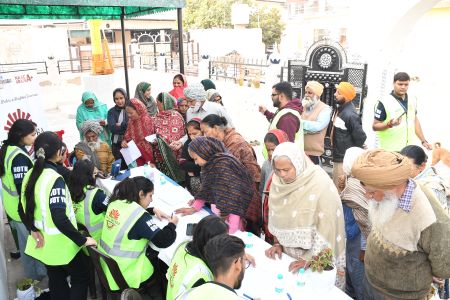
[208,57,270,83]
[165,56,200,76]
[0,61,48,74]
[57,55,135,73]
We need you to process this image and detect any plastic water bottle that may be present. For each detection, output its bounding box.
[245,232,253,249]
[274,273,285,294]
[297,268,306,287]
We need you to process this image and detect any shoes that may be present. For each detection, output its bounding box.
[10,251,20,259]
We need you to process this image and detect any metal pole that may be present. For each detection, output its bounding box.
[121,7,130,96]
[177,8,185,74]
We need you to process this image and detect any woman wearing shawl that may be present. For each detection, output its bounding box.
[260,129,289,244]
[206,89,223,106]
[152,92,186,183]
[76,91,109,144]
[180,118,203,194]
[201,114,261,234]
[265,142,346,289]
[122,99,155,166]
[175,137,254,234]
[169,73,188,100]
[107,88,129,169]
[134,81,158,116]
[177,98,189,121]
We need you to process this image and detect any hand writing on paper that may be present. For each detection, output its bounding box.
[265,244,282,259]
[175,207,196,216]
[153,208,170,221]
[169,214,179,225]
[31,230,44,248]
[288,259,309,274]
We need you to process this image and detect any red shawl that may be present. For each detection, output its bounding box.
[169,73,188,99]
[154,110,186,144]
[124,98,155,164]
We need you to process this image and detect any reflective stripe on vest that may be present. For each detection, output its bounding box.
[2,180,18,197]
[99,206,144,259]
[83,188,103,233]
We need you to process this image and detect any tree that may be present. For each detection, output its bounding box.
[249,6,285,49]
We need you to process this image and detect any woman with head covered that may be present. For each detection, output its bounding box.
[264,142,346,288]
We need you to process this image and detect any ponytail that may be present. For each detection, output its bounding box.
[68,160,95,204]
[0,119,36,177]
[23,132,62,228]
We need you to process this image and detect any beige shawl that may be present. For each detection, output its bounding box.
[268,142,346,265]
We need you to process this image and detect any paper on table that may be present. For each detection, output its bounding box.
[120,140,141,165]
[145,134,157,143]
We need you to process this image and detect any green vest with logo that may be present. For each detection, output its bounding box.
[167,242,213,300]
[269,108,304,151]
[2,145,32,221]
[377,94,417,151]
[176,282,238,300]
[73,186,105,242]
[21,168,80,265]
[99,200,153,290]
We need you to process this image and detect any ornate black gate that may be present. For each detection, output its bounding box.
[284,39,368,166]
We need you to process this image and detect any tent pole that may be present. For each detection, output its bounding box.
[177,8,185,74]
[121,7,130,96]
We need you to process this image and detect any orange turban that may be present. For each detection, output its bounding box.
[351,149,412,190]
[336,82,356,101]
[305,81,324,97]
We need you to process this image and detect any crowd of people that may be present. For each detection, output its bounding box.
[1,72,449,300]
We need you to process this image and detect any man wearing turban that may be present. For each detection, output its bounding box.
[301,81,332,165]
[331,82,366,192]
[351,149,450,300]
[373,72,432,152]
[74,120,115,174]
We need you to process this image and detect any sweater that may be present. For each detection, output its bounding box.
[364,184,450,300]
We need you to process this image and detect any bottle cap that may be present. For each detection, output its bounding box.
[299,268,305,274]
[277,274,283,279]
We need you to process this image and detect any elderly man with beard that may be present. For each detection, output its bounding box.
[177,234,248,299]
[351,149,450,300]
[74,120,115,175]
[301,81,332,165]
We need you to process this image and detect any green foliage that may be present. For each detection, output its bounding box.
[249,6,285,48]
[309,248,334,273]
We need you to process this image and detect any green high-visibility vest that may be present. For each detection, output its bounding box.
[73,186,105,242]
[1,145,32,221]
[21,168,80,265]
[99,200,153,290]
[176,282,239,300]
[269,108,304,151]
[377,94,417,151]
[166,242,213,300]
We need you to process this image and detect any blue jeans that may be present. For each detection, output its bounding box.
[345,231,365,299]
[10,220,47,280]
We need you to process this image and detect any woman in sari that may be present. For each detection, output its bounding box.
[152,92,186,182]
[265,142,346,288]
[76,91,109,144]
[169,73,188,100]
[134,81,158,116]
[175,137,253,234]
[201,114,261,234]
[260,129,289,244]
[122,99,155,166]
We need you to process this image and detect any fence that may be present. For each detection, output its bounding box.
[57,55,136,73]
[208,57,270,84]
[0,61,48,74]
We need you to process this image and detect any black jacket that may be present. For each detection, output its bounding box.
[107,106,129,145]
[332,102,366,162]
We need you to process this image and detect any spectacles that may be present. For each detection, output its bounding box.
[271,93,279,97]
[239,256,251,269]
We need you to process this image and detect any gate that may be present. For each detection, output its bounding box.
[284,39,368,166]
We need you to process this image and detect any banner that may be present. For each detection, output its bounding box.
[0,70,47,145]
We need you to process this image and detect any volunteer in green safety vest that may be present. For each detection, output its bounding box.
[0,119,46,280]
[68,159,108,242]
[166,215,228,300]
[177,234,249,300]
[99,176,178,291]
[373,72,432,152]
[21,131,97,300]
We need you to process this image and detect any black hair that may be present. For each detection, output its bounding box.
[393,72,410,82]
[272,81,293,100]
[23,132,62,228]
[186,215,228,258]
[125,101,138,111]
[201,114,228,128]
[173,74,185,85]
[113,88,130,103]
[186,119,201,131]
[204,234,245,277]
[68,160,96,203]
[400,145,428,166]
[0,119,36,177]
[109,176,154,204]
[264,132,281,145]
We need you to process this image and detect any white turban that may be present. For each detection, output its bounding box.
[343,147,365,176]
[184,83,207,101]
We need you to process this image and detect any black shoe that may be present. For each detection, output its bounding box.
[10,251,20,259]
